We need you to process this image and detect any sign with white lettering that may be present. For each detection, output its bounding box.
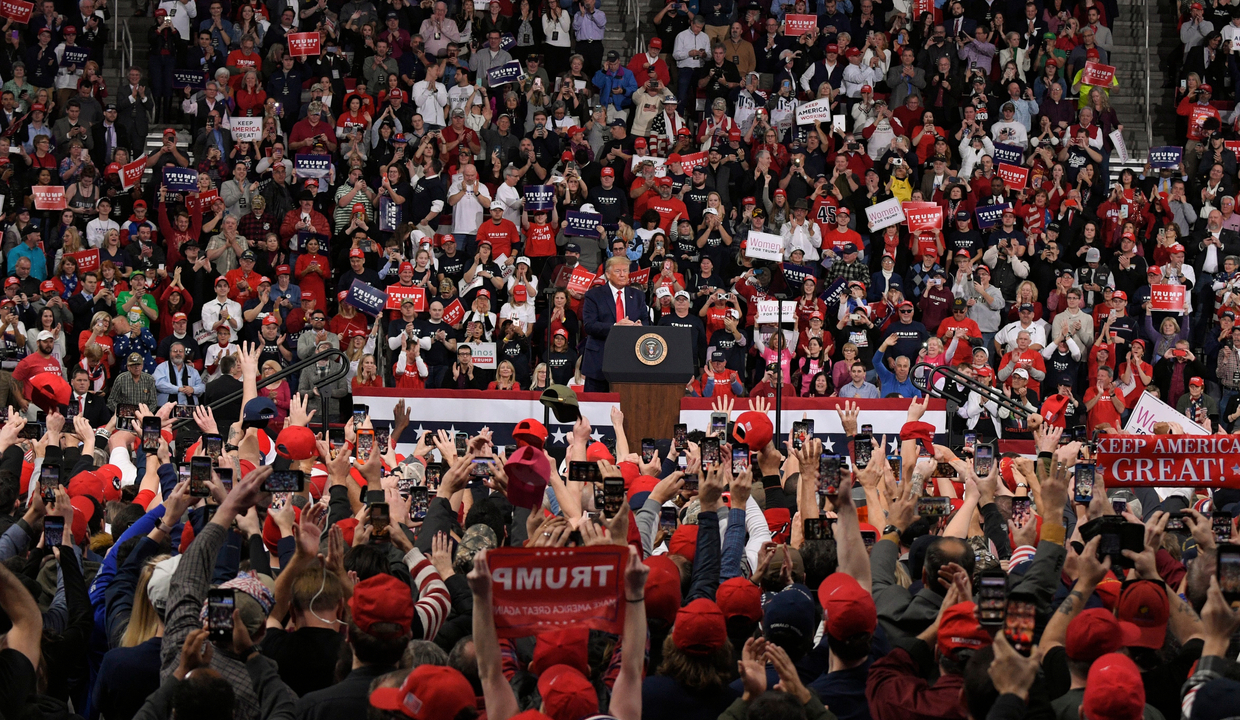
[564,210,604,237]
[487,61,523,86]
[32,185,65,210]
[286,32,320,57]
[487,546,627,638]
[1149,146,1183,169]
[344,279,387,316]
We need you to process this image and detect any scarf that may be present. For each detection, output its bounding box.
[59,273,77,299]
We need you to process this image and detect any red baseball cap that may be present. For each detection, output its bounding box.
[1190,376,1205,387]
[818,573,877,639]
[528,628,589,675]
[1116,580,1169,648]
[861,84,873,93]
[668,524,698,560]
[1112,290,1128,301]
[716,577,763,623]
[774,188,786,197]
[634,137,647,148]
[536,665,598,720]
[936,602,992,656]
[733,410,773,450]
[39,280,55,293]
[349,248,364,258]
[601,167,614,177]
[668,153,682,162]
[1083,654,1146,720]
[826,43,839,53]
[658,176,673,187]
[276,265,291,275]
[1169,243,1186,253]
[349,574,415,636]
[672,598,727,655]
[1065,608,1142,662]
[644,556,682,624]
[369,665,475,719]
[728,127,741,141]
[276,426,318,461]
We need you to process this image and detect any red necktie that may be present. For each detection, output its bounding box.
[615,289,625,322]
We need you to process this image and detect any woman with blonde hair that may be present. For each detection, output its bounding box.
[352,353,384,390]
[95,553,171,720]
[488,360,521,391]
[1006,281,1043,321]
[529,362,550,392]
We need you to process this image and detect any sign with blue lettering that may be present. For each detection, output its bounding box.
[991,142,1024,166]
[1149,146,1183,169]
[564,210,604,237]
[487,61,523,87]
[975,203,1011,230]
[782,262,816,286]
[295,154,332,179]
[162,167,198,192]
[172,70,205,89]
[378,196,402,232]
[524,185,555,211]
[345,279,387,316]
[59,46,89,67]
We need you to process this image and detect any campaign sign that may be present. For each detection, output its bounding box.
[377,196,401,232]
[1124,391,1210,435]
[564,210,604,237]
[631,155,667,177]
[819,277,848,305]
[32,185,65,211]
[996,162,1029,190]
[865,197,905,231]
[784,14,817,35]
[163,167,198,192]
[1149,284,1187,313]
[1097,434,1240,488]
[172,70,205,89]
[782,262,816,286]
[566,265,597,294]
[0,0,33,24]
[59,46,89,68]
[524,185,555,211]
[68,248,99,273]
[1082,61,1115,87]
[469,342,497,369]
[1149,146,1183,169]
[912,0,933,19]
[345,279,387,316]
[286,32,320,57]
[756,300,799,324]
[678,151,708,172]
[903,202,942,232]
[975,203,1011,230]
[1111,129,1130,163]
[745,231,784,261]
[487,546,628,638]
[385,285,427,311]
[119,155,146,191]
[487,61,523,86]
[628,267,651,287]
[295,154,332,179]
[796,98,833,125]
[500,33,515,51]
[231,117,262,142]
[442,298,466,326]
[991,142,1025,166]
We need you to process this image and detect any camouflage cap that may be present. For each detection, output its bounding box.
[454,524,498,572]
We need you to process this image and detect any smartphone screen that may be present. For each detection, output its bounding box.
[659,506,678,532]
[854,433,872,468]
[455,432,468,455]
[173,405,195,419]
[702,437,720,468]
[709,412,727,436]
[425,464,442,491]
[369,502,391,540]
[682,474,699,492]
[1218,543,1240,602]
[262,470,305,493]
[1074,462,1096,503]
[207,589,235,643]
[215,467,233,491]
[329,428,346,459]
[410,487,429,519]
[673,423,687,451]
[1214,512,1233,544]
[963,433,977,456]
[568,460,599,484]
[974,444,994,476]
[978,572,1006,626]
[804,419,815,437]
[117,403,139,420]
[1003,597,1036,654]
[1011,497,1031,526]
[375,424,391,452]
[204,434,223,460]
[803,517,824,539]
[860,530,877,547]
[917,496,952,518]
[791,421,807,450]
[1112,499,1128,516]
[641,439,656,463]
[356,429,375,462]
[603,478,624,517]
[19,421,44,440]
[190,457,212,497]
[142,416,161,451]
[818,455,841,497]
[732,446,750,475]
[44,515,64,547]
[353,404,369,427]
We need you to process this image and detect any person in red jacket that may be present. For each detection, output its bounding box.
[627,39,670,87]
[279,191,331,243]
[476,205,521,259]
[693,351,743,397]
[1176,82,1219,169]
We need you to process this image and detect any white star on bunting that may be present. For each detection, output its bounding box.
[551,427,568,444]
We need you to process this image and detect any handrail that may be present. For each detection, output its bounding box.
[120,19,133,75]
[1143,0,1152,150]
[622,0,643,54]
[112,0,118,51]
[171,349,351,431]
[910,362,1033,420]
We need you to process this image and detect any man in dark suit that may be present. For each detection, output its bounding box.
[67,366,111,427]
[68,272,115,337]
[116,67,152,153]
[91,103,132,168]
[203,353,244,432]
[581,256,650,392]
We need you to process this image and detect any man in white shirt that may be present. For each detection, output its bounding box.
[199,276,242,346]
[85,200,120,248]
[995,303,1050,354]
[447,163,492,244]
[493,166,524,225]
[673,17,711,110]
[990,102,1029,147]
[158,0,197,42]
[411,63,448,128]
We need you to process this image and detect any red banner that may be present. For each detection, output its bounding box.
[678,151,708,172]
[1226,140,1240,156]
[1149,284,1186,313]
[1098,434,1240,488]
[120,155,146,191]
[487,546,627,638]
[628,267,650,287]
[996,162,1029,191]
[911,0,934,19]
[567,265,596,295]
[68,249,99,273]
[784,14,817,35]
[903,202,942,232]
[442,298,465,326]
[1081,61,1115,87]
[287,32,320,57]
[386,285,426,311]
[32,185,65,211]
[0,0,33,23]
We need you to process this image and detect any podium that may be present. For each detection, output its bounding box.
[603,326,694,444]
